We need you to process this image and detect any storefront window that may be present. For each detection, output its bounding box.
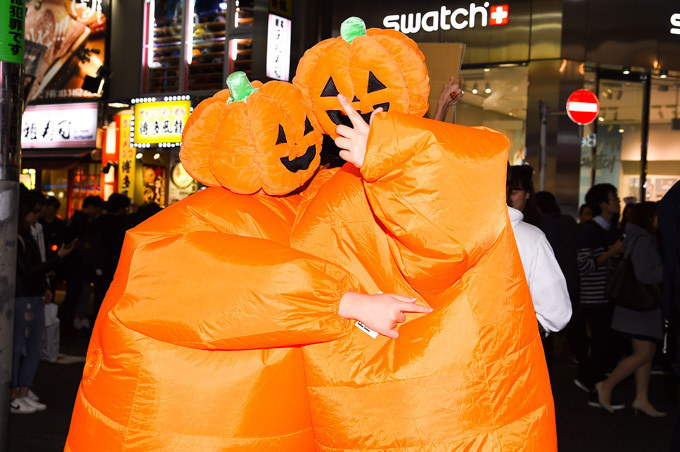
[187,0,228,91]
[647,77,680,201]
[144,0,254,94]
[457,66,528,165]
[146,0,184,93]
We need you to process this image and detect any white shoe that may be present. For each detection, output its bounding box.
[26,389,39,402]
[10,398,37,414]
[22,396,46,411]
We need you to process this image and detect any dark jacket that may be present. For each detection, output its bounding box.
[16,230,61,297]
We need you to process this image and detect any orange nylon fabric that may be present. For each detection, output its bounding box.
[65,187,358,451]
[290,112,557,451]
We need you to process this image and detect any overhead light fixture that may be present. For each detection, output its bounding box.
[485,83,491,94]
[618,127,625,133]
[598,116,605,122]
[472,83,478,94]
[660,70,668,79]
[153,153,161,160]
[136,152,143,159]
[622,66,631,75]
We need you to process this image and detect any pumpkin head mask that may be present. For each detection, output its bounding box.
[180,72,323,195]
[293,17,430,141]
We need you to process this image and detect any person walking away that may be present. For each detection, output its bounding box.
[575,183,626,410]
[595,202,665,416]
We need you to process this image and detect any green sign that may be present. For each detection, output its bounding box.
[0,0,24,64]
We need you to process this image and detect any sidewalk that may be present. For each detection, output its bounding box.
[8,330,678,451]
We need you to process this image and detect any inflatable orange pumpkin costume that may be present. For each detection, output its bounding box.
[284,17,557,450]
[65,74,362,450]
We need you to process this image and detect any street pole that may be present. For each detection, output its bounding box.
[0,0,25,449]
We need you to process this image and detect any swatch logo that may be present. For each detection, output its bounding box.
[383,2,510,34]
[671,13,680,35]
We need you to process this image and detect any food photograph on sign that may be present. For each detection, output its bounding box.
[24,0,107,101]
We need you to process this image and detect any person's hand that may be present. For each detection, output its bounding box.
[338,291,433,339]
[57,239,77,258]
[433,76,463,122]
[439,75,463,108]
[334,94,383,169]
[610,239,625,255]
[44,289,53,303]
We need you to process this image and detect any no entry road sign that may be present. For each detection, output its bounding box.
[566,89,599,125]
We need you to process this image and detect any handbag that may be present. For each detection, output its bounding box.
[605,239,661,312]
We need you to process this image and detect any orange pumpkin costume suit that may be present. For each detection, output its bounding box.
[66,18,556,451]
[66,78,360,450]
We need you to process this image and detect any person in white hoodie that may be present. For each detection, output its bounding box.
[506,165,572,368]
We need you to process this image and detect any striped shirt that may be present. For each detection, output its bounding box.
[577,218,621,305]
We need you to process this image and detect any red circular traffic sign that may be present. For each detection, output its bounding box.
[566,89,600,125]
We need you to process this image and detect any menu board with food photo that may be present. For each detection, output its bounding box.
[142,164,166,206]
[24,0,107,101]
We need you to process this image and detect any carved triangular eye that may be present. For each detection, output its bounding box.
[321,77,339,97]
[367,71,387,93]
[276,124,287,145]
[351,96,359,102]
[304,117,314,135]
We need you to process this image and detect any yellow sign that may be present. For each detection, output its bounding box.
[117,114,136,197]
[133,100,191,144]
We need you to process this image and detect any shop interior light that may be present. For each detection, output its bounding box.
[618,127,624,133]
[660,70,668,79]
[153,153,161,159]
[485,83,491,94]
[219,2,227,10]
[136,152,143,159]
[622,66,631,75]
[472,83,478,94]
[108,102,129,108]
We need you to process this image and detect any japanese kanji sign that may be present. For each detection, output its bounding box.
[266,14,291,81]
[133,100,191,145]
[21,102,98,148]
[0,0,24,63]
[117,113,136,197]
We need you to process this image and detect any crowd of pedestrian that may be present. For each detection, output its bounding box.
[11,187,162,414]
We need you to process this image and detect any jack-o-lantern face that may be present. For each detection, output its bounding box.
[180,72,323,195]
[293,17,430,139]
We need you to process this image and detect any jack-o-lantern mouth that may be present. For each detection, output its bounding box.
[280,144,317,172]
[327,102,390,127]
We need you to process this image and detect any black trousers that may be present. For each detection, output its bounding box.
[577,303,623,390]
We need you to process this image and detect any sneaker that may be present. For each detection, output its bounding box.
[10,398,37,414]
[22,397,47,411]
[574,378,590,393]
[587,392,625,410]
[26,389,39,402]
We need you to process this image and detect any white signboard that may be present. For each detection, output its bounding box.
[22,103,99,148]
[266,14,291,81]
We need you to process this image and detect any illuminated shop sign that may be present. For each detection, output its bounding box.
[383,2,509,33]
[21,102,98,148]
[266,14,291,81]
[672,13,680,35]
[131,97,192,146]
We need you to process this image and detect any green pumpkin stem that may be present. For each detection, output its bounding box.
[226,71,257,103]
[340,17,367,44]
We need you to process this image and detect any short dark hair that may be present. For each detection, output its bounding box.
[82,195,104,210]
[44,196,61,209]
[508,165,535,197]
[585,183,617,216]
[535,191,560,216]
[106,193,131,213]
[579,203,591,215]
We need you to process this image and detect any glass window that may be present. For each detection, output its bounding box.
[188,0,228,91]
[647,77,680,201]
[145,0,184,93]
[457,66,528,165]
